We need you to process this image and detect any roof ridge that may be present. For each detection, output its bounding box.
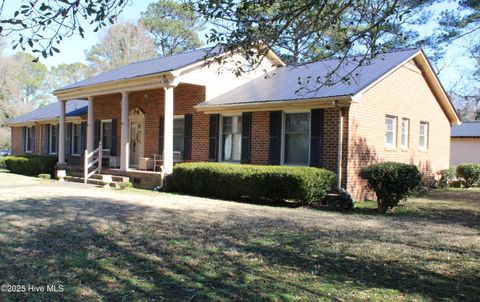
[285,47,421,67]
[118,46,215,68]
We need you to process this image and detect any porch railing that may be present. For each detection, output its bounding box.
[83,141,103,184]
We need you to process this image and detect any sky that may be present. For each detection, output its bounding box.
[1,0,477,92]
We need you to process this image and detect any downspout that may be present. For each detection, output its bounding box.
[39,122,42,155]
[334,101,343,189]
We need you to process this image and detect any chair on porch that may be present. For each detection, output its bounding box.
[153,151,183,172]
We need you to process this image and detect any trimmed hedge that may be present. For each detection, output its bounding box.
[2,155,57,177]
[359,162,421,212]
[456,163,480,188]
[171,162,337,205]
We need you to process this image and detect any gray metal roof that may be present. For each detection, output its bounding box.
[6,100,88,125]
[57,47,220,91]
[199,48,421,107]
[451,122,480,137]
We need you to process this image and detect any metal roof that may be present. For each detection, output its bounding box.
[199,48,421,107]
[451,122,480,138]
[6,100,88,125]
[56,47,220,92]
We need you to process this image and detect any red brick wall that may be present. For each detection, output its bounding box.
[11,126,23,155]
[93,84,208,160]
[251,111,269,164]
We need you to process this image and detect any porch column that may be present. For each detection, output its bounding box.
[58,99,66,164]
[86,96,94,155]
[163,86,174,174]
[120,91,129,171]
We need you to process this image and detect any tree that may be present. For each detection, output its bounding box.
[141,0,203,56]
[12,52,48,104]
[0,0,128,59]
[85,22,157,73]
[49,63,92,90]
[194,0,431,87]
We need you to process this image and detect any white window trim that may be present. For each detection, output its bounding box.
[173,115,185,154]
[49,123,58,155]
[385,115,397,149]
[100,119,112,149]
[401,118,409,150]
[281,110,311,166]
[218,114,242,163]
[419,121,429,151]
[25,126,33,153]
[71,122,82,156]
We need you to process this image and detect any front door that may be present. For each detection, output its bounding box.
[129,120,144,166]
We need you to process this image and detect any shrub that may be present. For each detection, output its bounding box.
[456,163,480,188]
[0,157,5,170]
[38,174,51,180]
[118,182,133,190]
[359,162,421,212]
[3,155,57,177]
[438,167,457,188]
[171,162,337,205]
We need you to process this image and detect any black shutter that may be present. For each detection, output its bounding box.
[45,124,50,154]
[111,118,117,156]
[183,114,192,160]
[208,114,220,161]
[268,111,282,165]
[241,112,252,164]
[94,120,101,148]
[31,126,35,153]
[80,122,86,154]
[22,126,26,152]
[66,123,72,155]
[310,109,324,167]
[158,116,164,155]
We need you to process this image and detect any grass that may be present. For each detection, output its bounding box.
[0,171,479,301]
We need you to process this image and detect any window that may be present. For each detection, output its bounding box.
[25,126,33,152]
[419,122,429,150]
[101,121,112,150]
[221,115,242,161]
[72,123,82,155]
[284,112,310,165]
[173,117,185,154]
[50,124,58,154]
[401,118,409,149]
[385,115,397,148]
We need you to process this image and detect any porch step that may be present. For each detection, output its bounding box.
[63,175,126,188]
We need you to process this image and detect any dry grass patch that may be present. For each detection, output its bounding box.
[0,172,478,301]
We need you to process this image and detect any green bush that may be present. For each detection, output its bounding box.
[359,162,421,212]
[0,157,5,170]
[456,163,480,188]
[3,155,57,177]
[38,173,51,180]
[118,182,133,190]
[171,162,337,205]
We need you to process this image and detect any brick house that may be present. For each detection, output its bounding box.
[6,47,460,200]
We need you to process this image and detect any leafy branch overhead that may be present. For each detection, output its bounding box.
[0,0,128,59]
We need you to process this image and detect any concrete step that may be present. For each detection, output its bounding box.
[90,174,130,183]
[63,175,128,189]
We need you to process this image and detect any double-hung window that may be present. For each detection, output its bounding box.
[221,115,242,162]
[25,126,33,152]
[72,123,82,155]
[284,112,310,165]
[419,122,429,150]
[385,115,397,148]
[50,124,58,154]
[401,118,409,149]
[173,116,185,155]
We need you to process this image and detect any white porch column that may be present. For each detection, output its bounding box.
[120,91,130,171]
[58,99,66,164]
[163,86,174,174]
[87,96,94,155]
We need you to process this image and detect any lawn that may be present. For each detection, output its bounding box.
[0,172,478,301]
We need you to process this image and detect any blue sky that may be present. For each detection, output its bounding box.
[1,0,477,91]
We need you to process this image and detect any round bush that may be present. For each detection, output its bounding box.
[359,162,421,212]
[456,163,480,188]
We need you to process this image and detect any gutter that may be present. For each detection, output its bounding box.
[333,100,344,189]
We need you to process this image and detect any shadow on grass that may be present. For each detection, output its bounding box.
[0,196,479,301]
